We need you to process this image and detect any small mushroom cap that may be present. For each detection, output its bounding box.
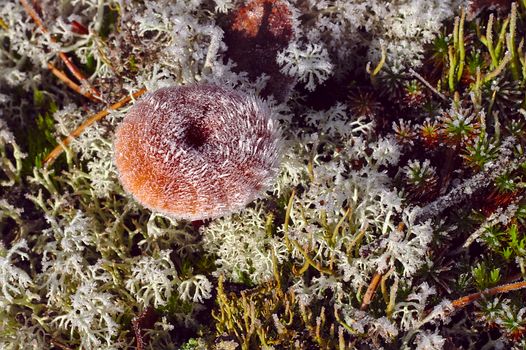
[114,84,282,221]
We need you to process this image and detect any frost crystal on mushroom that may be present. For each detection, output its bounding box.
[114,84,282,221]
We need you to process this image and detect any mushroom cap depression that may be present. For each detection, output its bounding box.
[114,84,282,221]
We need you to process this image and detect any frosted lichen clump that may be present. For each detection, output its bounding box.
[114,84,282,221]
[277,42,333,91]
[3,0,526,349]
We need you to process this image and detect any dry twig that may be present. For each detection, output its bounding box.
[361,272,382,310]
[47,62,101,102]
[43,88,147,167]
[451,280,526,309]
[19,0,104,102]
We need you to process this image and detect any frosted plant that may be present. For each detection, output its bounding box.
[125,249,178,307]
[52,103,86,137]
[70,119,122,198]
[304,102,374,138]
[309,275,344,299]
[0,119,26,187]
[37,209,107,305]
[132,0,222,84]
[393,282,438,331]
[496,303,526,337]
[40,250,97,305]
[178,274,213,303]
[404,160,437,187]
[132,63,179,93]
[143,212,190,241]
[141,316,185,349]
[202,205,289,284]
[277,42,333,91]
[296,0,454,73]
[135,213,202,258]
[336,305,399,344]
[0,240,35,304]
[373,209,434,277]
[53,281,123,349]
[464,202,519,247]
[59,211,96,252]
[416,136,521,222]
[0,319,46,350]
[440,104,483,146]
[371,136,401,167]
[0,2,46,90]
[393,118,416,146]
[213,0,236,13]
[204,58,253,90]
[289,279,314,306]
[414,330,446,350]
[4,0,526,348]
[114,84,282,220]
[369,0,454,71]
[273,143,308,196]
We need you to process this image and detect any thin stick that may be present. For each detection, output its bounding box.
[291,239,334,275]
[409,68,447,101]
[451,280,526,309]
[47,62,100,102]
[57,51,103,101]
[50,339,74,350]
[19,0,103,102]
[42,88,147,168]
[361,272,382,310]
[19,0,46,32]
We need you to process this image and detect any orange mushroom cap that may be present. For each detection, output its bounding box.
[114,84,282,221]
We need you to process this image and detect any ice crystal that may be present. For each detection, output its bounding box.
[114,84,282,221]
[59,211,96,252]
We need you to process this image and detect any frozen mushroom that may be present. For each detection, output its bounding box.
[114,84,282,221]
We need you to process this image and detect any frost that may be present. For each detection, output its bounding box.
[416,137,521,222]
[2,0,522,348]
[414,330,446,350]
[125,250,178,308]
[213,0,236,13]
[371,137,401,167]
[301,0,454,73]
[338,305,399,342]
[0,240,35,304]
[273,143,307,196]
[60,211,96,252]
[394,282,437,331]
[53,282,123,349]
[178,274,213,303]
[303,102,374,139]
[277,42,333,91]
[374,210,434,277]
[202,206,288,284]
